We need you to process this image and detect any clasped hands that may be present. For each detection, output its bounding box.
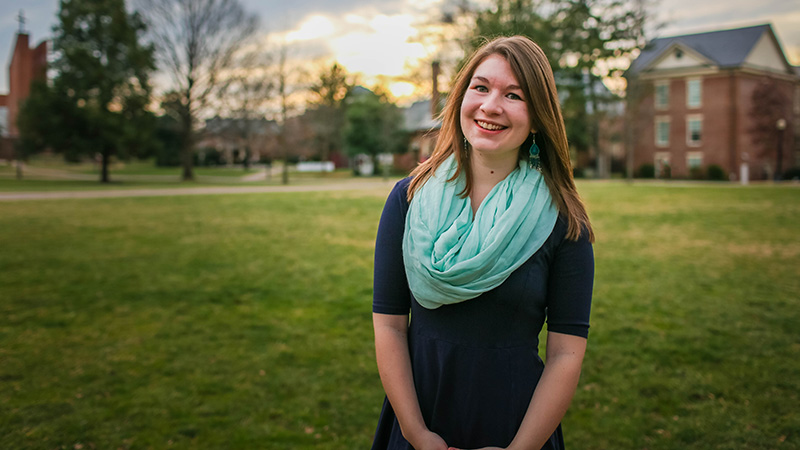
[412,429,509,450]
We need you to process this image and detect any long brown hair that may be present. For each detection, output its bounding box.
[407,36,594,242]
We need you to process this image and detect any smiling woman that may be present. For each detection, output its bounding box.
[460,55,534,175]
[370,36,595,450]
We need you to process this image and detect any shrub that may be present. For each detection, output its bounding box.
[638,164,655,178]
[194,147,225,166]
[707,164,726,181]
[783,167,800,180]
[689,166,705,180]
[610,158,626,175]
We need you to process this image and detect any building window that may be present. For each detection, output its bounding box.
[687,78,702,108]
[0,106,8,137]
[655,81,669,110]
[687,115,702,146]
[655,116,670,147]
[687,152,703,169]
[687,152,703,178]
[655,152,671,179]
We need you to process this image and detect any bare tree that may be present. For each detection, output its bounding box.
[219,49,276,170]
[259,39,308,186]
[278,44,290,185]
[136,0,258,180]
[749,78,792,179]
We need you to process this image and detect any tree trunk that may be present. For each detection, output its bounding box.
[101,147,110,183]
[281,129,289,185]
[625,82,637,183]
[588,77,603,179]
[181,115,195,181]
[372,153,379,177]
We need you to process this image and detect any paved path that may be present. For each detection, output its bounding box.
[0,179,398,201]
[14,165,276,184]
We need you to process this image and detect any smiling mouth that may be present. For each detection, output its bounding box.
[476,120,507,131]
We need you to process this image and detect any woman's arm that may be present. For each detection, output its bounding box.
[374,313,448,450]
[505,331,586,450]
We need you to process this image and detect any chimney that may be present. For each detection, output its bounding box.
[431,60,440,119]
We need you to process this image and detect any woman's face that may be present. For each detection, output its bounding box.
[460,54,533,161]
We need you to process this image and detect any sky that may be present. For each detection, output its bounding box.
[1,0,799,100]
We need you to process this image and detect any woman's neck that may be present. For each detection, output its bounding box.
[469,149,520,214]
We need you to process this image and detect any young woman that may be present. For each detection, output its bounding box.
[371,36,595,450]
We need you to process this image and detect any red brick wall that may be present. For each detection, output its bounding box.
[4,34,47,139]
[631,71,798,179]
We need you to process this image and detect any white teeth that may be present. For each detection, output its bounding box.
[477,121,506,131]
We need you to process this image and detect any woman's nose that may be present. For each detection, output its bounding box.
[479,93,503,115]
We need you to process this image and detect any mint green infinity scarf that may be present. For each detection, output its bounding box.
[402,154,558,309]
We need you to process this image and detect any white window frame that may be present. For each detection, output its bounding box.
[686,115,703,147]
[686,151,703,169]
[655,80,670,110]
[655,151,671,179]
[655,116,670,147]
[687,78,702,109]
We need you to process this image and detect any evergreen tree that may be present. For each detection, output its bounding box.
[307,63,353,163]
[344,89,408,175]
[18,0,156,182]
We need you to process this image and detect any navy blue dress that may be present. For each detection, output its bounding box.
[372,177,594,450]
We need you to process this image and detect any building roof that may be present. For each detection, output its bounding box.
[403,99,441,132]
[628,24,789,75]
[204,116,278,136]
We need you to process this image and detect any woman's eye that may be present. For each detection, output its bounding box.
[507,93,522,100]
[474,85,488,92]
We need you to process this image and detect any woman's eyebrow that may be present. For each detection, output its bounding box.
[471,75,521,90]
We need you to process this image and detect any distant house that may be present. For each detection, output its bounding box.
[0,30,47,160]
[557,71,626,177]
[625,24,799,180]
[198,116,279,165]
[399,98,441,171]
[397,61,444,172]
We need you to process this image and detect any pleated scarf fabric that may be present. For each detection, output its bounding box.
[402,154,558,309]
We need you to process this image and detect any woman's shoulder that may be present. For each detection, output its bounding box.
[548,214,592,245]
[387,176,414,208]
[395,176,413,192]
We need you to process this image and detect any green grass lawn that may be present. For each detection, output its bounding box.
[1,182,798,449]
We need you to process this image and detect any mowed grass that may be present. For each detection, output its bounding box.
[0,182,798,449]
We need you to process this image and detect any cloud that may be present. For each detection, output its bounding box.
[285,15,336,42]
[329,13,428,78]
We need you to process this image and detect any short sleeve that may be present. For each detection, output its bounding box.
[372,178,413,315]
[545,221,595,338]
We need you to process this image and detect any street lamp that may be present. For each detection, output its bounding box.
[776,118,786,181]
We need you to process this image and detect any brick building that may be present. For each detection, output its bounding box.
[626,24,799,180]
[0,31,48,160]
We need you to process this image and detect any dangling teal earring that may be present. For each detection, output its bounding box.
[528,134,541,171]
